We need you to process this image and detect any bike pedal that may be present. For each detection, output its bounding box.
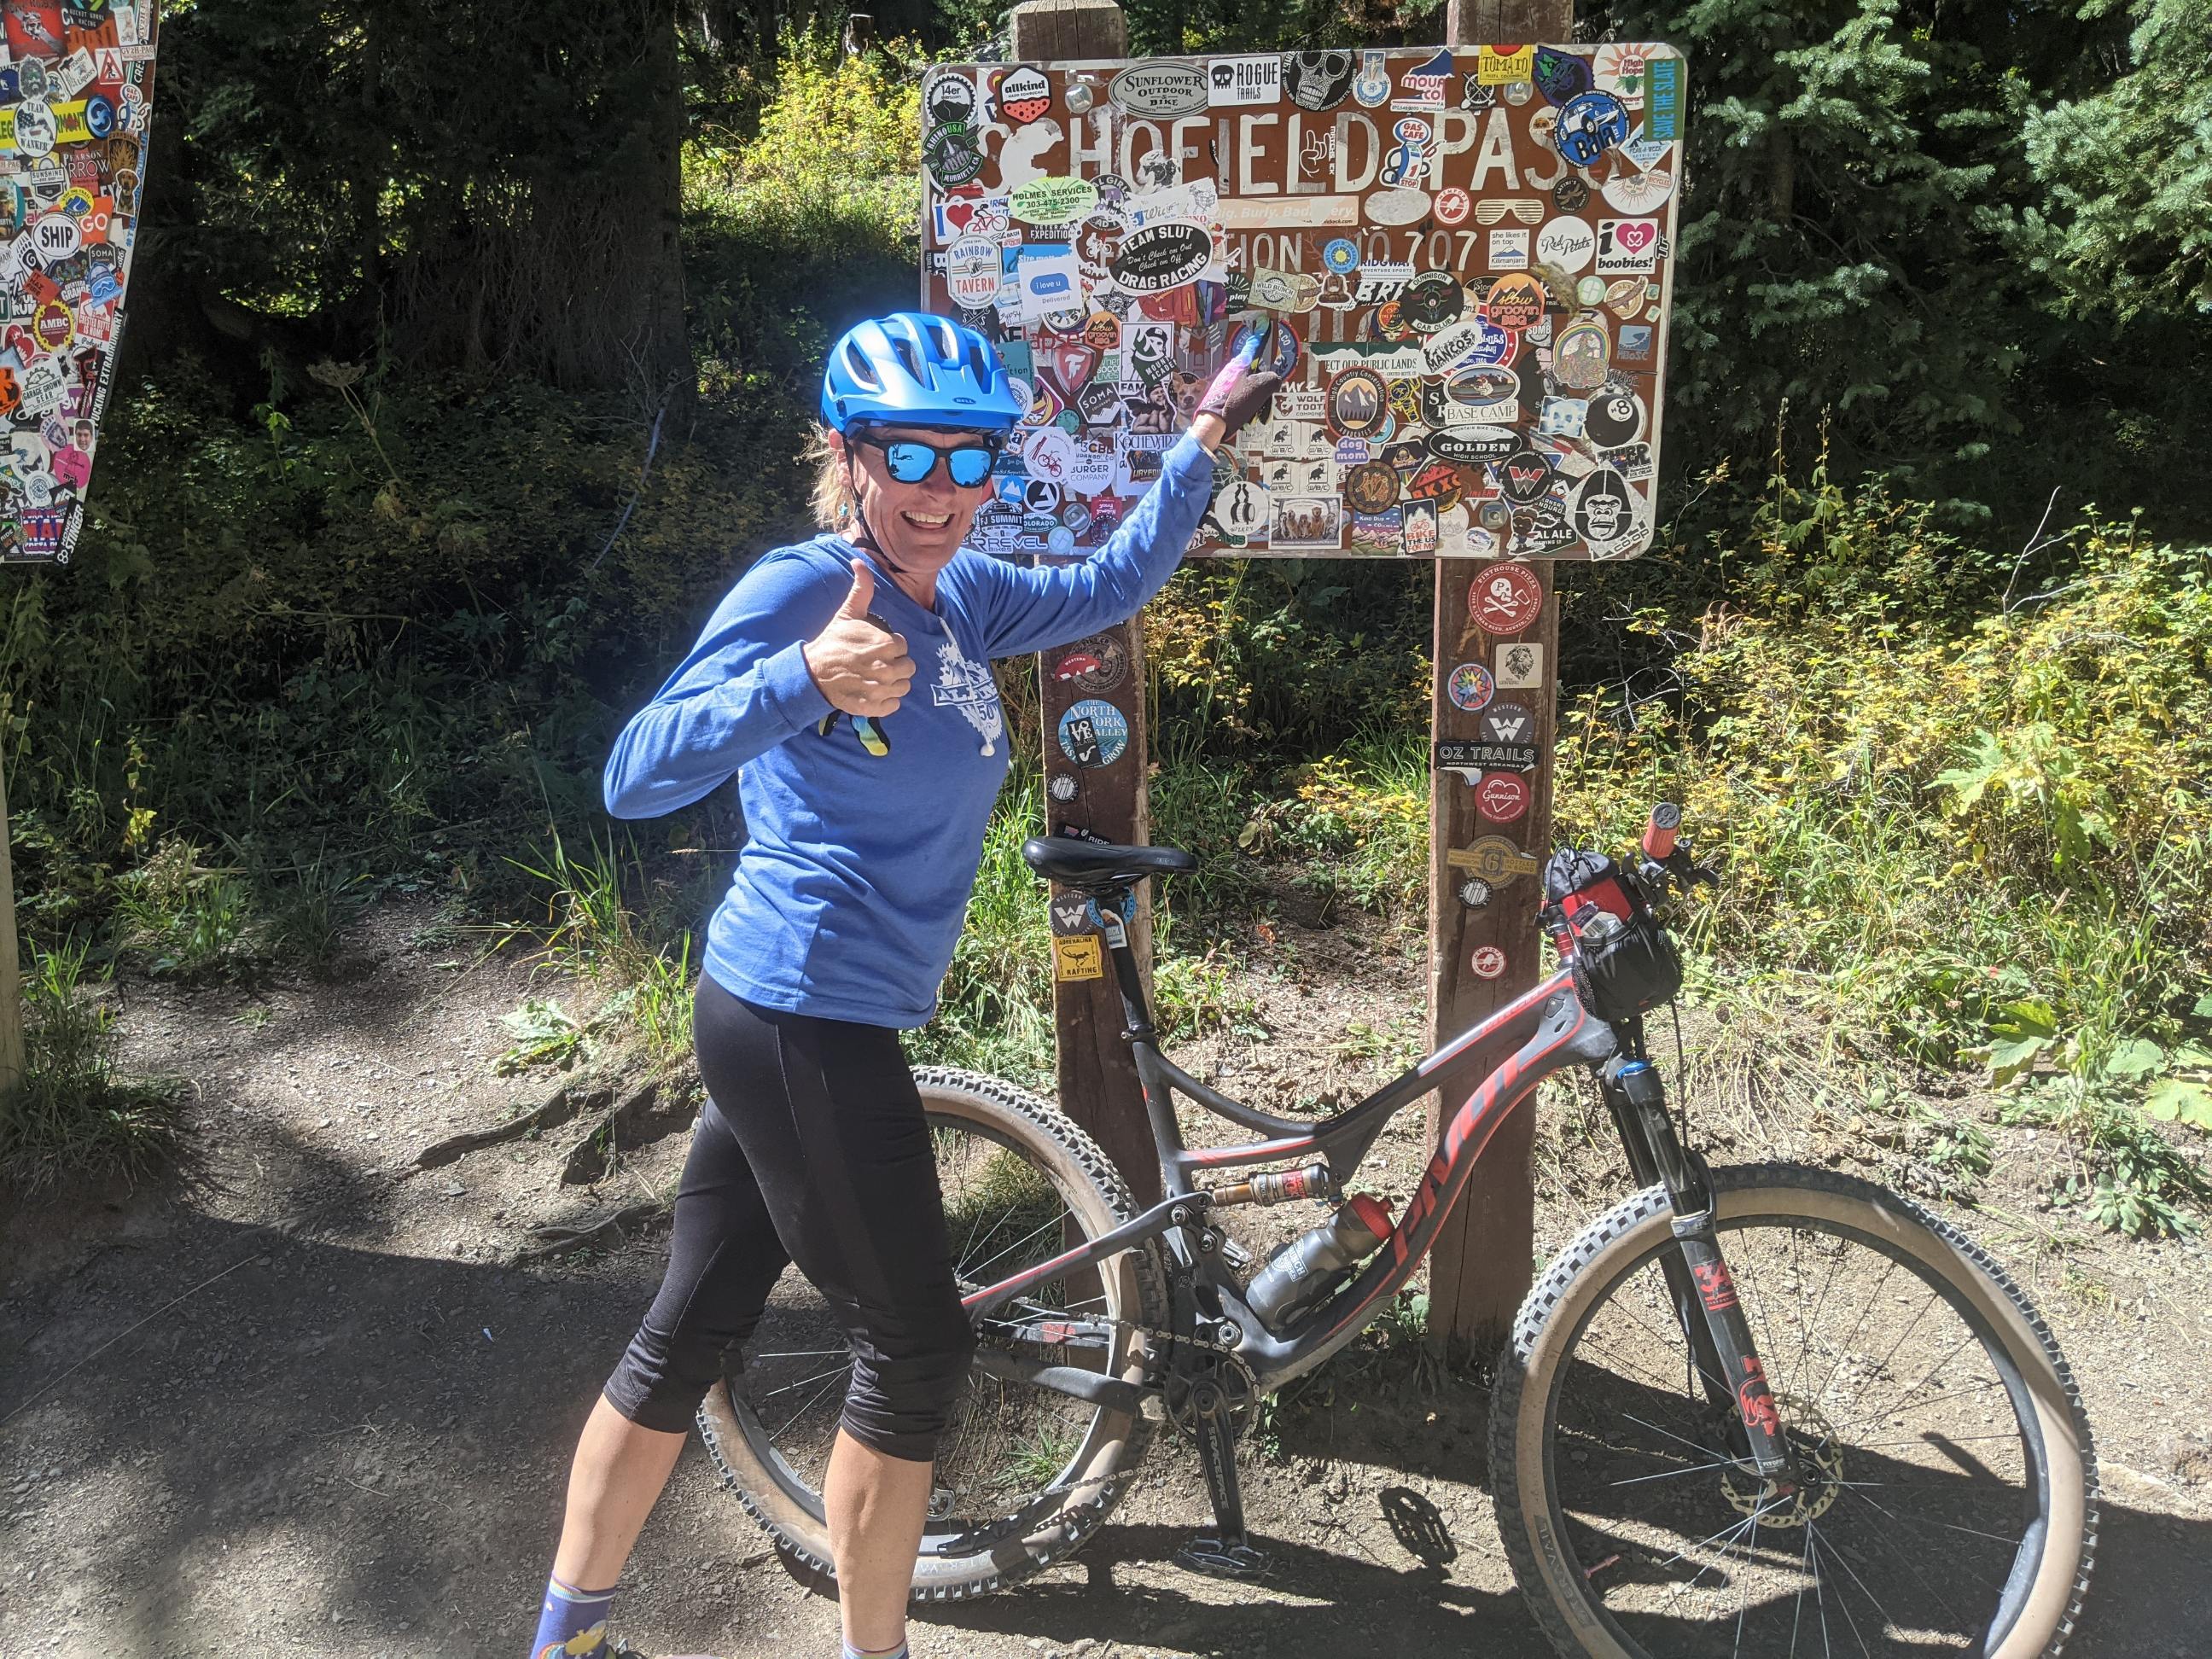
[1173,1533,1272,1580]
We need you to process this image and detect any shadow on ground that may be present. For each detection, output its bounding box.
[3,1141,2207,1659]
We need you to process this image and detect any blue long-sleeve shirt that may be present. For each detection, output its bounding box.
[603,433,1216,1027]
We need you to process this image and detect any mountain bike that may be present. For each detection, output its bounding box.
[698,808,2098,1658]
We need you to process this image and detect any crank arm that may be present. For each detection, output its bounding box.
[971,1348,1149,1415]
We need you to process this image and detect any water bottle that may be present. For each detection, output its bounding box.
[1243,1195,1394,1330]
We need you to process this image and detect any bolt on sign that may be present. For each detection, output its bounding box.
[919,44,1686,564]
[0,0,159,566]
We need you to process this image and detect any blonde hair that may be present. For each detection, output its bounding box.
[806,425,855,531]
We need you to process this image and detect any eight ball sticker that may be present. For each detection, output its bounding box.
[1058,698,1130,768]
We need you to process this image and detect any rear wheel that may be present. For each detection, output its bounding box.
[697,1067,1165,1601]
[1491,1164,2096,1658]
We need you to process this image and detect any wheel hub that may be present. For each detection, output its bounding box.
[1718,1390,1844,1528]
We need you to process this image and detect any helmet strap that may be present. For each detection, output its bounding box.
[841,442,917,578]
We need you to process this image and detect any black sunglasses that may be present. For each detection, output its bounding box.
[852,432,1004,489]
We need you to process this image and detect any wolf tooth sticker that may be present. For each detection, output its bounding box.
[1470,944,1508,980]
[1447,661,1496,712]
[1053,632,1130,695]
[1058,699,1131,768]
[1495,640,1545,690]
[1468,561,1543,636]
[1497,446,1556,505]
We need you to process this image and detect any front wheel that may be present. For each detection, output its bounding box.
[697,1067,1166,1602]
[1491,1164,2096,1659]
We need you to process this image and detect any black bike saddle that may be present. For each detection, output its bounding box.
[1021,836,1197,888]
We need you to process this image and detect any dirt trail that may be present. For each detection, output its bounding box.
[3,899,2209,1658]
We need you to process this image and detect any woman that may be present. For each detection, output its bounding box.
[529,311,1278,1659]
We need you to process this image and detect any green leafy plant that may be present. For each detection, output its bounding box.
[1,938,183,1190]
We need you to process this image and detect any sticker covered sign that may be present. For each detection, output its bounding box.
[919,44,1686,561]
[0,0,160,564]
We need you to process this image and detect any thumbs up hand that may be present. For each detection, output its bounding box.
[803,559,913,718]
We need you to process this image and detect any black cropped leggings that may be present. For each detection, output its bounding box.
[601,977,975,1461]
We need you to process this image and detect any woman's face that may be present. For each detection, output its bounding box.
[833,423,999,578]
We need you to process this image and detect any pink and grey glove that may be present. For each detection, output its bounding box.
[1196,327,1283,440]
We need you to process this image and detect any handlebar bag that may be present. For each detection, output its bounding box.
[1543,850,1683,1022]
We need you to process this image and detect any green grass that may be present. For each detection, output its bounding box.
[0,937,183,1191]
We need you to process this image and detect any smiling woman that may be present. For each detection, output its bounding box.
[522,311,1280,1659]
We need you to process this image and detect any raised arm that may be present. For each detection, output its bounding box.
[602,554,842,819]
[975,336,1278,660]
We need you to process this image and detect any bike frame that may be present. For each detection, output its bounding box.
[965,909,1617,1393]
[963,888,1800,1482]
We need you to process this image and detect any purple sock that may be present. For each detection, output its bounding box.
[531,1573,614,1658]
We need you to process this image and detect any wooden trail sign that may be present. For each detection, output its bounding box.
[944,0,1680,1336]
[918,40,1685,563]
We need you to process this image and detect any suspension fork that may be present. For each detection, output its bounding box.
[1601,1056,1801,1483]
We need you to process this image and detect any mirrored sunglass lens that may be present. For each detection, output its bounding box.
[947,446,993,486]
[882,442,936,482]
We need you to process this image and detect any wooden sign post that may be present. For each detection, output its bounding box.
[0,758,21,1098]
[923,6,1682,1339]
[1425,0,1576,1350]
[1008,0,1164,1208]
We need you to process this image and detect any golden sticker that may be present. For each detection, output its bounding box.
[1053,935,1105,982]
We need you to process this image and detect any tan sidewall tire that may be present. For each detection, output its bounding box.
[1493,1165,2096,1659]
[697,1067,1164,1603]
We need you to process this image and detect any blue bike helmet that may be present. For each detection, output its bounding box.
[819,311,1024,434]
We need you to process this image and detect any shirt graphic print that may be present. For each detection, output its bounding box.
[930,630,1003,756]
